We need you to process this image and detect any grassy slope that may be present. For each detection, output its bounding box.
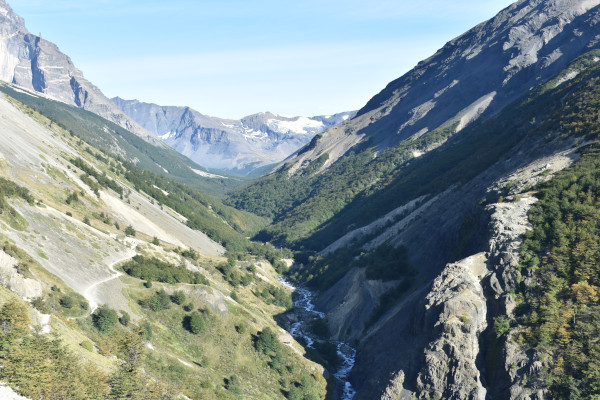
[1,90,268,252]
[0,91,326,398]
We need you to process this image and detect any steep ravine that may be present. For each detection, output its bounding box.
[281,280,358,399]
[327,136,583,399]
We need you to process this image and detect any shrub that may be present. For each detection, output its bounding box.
[171,291,186,305]
[141,290,171,312]
[92,306,118,334]
[124,225,136,236]
[186,311,207,334]
[119,311,130,326]
[140,321,153,340]
[493,316,511,338]
[59,296,74,309]
[255,327,280,356]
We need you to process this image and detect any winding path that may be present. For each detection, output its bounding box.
[83,242,137,314]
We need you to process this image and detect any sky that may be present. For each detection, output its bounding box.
[7,0,516,119]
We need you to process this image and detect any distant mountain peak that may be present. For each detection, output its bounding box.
[112,97,356,175]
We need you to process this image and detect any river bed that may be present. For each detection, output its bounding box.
[281,280,357,400]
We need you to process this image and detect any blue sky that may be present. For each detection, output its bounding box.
[8,0,515,119]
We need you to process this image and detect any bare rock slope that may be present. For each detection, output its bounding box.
[283,0,600,173]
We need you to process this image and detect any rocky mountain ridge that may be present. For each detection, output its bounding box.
[0,0,160,146]
[112,97,355,175]
[280,0,600,175]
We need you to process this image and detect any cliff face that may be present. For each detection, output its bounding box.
[0,0,159,146]
[112,97,355,174]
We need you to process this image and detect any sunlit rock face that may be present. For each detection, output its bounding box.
[0,0,160,145]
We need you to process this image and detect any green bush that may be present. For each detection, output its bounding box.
[119,311,130,326]
[59,296,74,309]
[171,291,186,305]
[255,327,280,356]
[141,290,171,312]
[185,311,208,335]
[124,225,136,236]
[92,306,118,334]
[122,255,208,285]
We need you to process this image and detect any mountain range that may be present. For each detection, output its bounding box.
[112,97,355,175]
[1,0,600,399]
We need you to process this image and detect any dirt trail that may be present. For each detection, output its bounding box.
[83,241,137,313]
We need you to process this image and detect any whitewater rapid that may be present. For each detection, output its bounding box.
[281,280,357,400]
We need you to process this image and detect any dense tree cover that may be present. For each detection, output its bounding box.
[121,255,209,285]
[294,244,415,291]
[229,53,600,258]
[227,122,459,248]
[508,56,600,398]
[515,138,600,395]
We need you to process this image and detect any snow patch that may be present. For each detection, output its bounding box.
[152,185,169,196]
[160,131,177,140]
[267,117,325,135]
[0,384,31,400]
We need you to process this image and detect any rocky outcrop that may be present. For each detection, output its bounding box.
[0,0,159,146]
[112,97,355,174]
[315,267,399,342]
[0,250,43,300]
[416,253,489,400]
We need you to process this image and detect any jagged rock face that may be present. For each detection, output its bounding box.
[112,97,355,174]
[0,0,159,146]
[283,0,600,173]
[415,253,489,400]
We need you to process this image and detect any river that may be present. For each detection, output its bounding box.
[281,280,357,400]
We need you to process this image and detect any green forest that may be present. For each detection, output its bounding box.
[511,72,600,399]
